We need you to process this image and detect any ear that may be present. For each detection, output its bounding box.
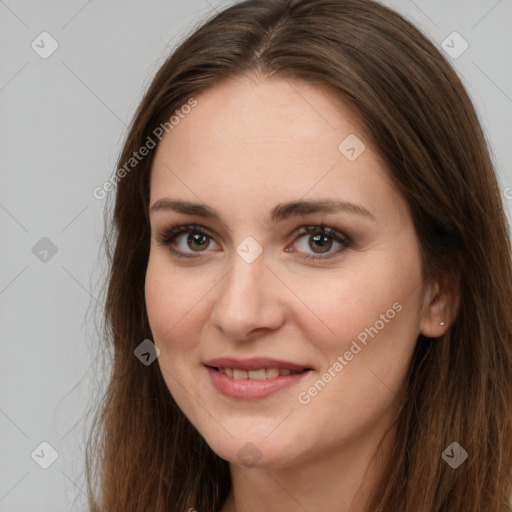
[419,269,460,338]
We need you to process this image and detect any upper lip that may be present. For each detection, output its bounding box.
[203,357,312,371]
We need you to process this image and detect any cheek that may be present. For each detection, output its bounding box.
[291,285,419,449]
[288,264,412,347]
[144,255,207,351]
[288,252,424,394]
[144,256,209,415]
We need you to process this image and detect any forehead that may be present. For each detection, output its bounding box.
[149,76,405,226]
[154,75,368,165]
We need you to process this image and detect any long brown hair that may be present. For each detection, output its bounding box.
[86,0,512,510]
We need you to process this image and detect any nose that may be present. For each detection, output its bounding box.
[209,250,286,340]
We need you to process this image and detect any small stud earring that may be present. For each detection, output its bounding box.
[440,322,445,326]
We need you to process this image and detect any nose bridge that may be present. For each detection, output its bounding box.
[220,252,267,315]
[210,250,283,337]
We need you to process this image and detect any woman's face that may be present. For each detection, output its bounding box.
[145,76,440,468]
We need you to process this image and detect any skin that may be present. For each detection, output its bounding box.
[145,75,457,512]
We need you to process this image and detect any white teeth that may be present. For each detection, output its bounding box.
[248,369,266,380]
[266,368,280,378]
[233,369,248,380]
[218,367,304,379]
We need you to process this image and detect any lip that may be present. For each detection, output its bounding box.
[203,357,313,400]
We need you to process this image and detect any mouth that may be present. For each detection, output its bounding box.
[203,357,313,399]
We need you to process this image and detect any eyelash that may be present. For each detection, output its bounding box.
[155,222,352,261]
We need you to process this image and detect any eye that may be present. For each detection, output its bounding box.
[287,224,351,260]
[156,223,219,258]
[156,223,352,261]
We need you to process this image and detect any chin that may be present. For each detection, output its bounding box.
[199,427,306,469]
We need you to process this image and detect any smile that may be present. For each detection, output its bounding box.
[205,364,312,399]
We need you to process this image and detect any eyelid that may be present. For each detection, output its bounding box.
[291,224,351,243]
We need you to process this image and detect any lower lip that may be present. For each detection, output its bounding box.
[206,366,311,400]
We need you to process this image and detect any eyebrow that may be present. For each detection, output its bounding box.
[149,198,375,222]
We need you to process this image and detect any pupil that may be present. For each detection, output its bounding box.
[310,234,332,253]
[188,233,209,251]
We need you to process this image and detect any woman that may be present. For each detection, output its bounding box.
[86,0,512,510]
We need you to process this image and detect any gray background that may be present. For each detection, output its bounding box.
[1,0,511,510]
